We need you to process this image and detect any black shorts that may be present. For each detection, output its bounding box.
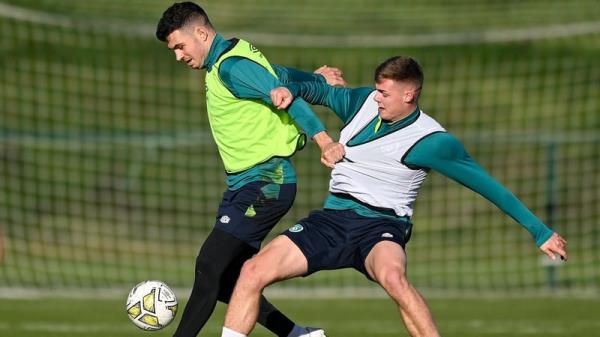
[283,209,412,280]
[215,181,296,249]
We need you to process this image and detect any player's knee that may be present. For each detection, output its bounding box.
[188,254,222,302]
[379,268,410,294]
[238,257,270,290]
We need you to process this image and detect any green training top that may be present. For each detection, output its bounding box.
[285,81,554,247]
[202,34,329,189]
[205,38,302,174]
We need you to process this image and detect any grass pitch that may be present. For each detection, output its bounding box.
[1,297,599,337]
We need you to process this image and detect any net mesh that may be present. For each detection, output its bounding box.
[1,0,599,296]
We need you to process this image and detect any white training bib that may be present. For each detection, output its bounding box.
[330,91,445,217]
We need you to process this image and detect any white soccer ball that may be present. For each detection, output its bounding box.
[126,280,178,331]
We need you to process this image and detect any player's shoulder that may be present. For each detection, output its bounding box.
[413,131,465,160]
[219,55,253,72]
[218,56,270,87]
[415,110,445,129]
[350,86,376,98]
[344,87,377,107]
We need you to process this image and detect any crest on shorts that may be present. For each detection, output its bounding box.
[288,224,304,233]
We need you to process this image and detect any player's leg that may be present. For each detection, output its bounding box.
[223,235,309,337]
[173,228,251,337]
[364,241,440,337]
[217,241,305,337]
[175,227,317,337]
[215,181,321,337]
[174,182,265,337]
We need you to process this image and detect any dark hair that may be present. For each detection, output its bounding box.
[374,56,423,88]
[156,2,213,42]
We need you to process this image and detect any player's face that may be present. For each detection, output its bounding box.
[374,78,420,122]
[166,27,210,70]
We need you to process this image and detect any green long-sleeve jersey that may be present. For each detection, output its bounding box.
[285,82,554,247]
[202,34,330,189]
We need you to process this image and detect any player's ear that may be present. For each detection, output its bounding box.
[403,90,414,103]
[194,26,208,41]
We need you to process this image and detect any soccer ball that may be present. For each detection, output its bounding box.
[126,280,178,331]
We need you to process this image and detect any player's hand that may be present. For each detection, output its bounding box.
[540,232,568,261]
[314,65,347,87]
[320,142,345,168]
[270,87,294,109]
[313,131,345,168]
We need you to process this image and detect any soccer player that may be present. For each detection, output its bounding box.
[155,2,345,337]
[221,56,569,337]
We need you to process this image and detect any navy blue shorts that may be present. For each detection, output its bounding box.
[283,209,412,279]
[215,181,296,249]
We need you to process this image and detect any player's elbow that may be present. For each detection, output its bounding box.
[495,188,519,209]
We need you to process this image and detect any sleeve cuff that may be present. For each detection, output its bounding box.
[284,83,301,97]
[534,227,555,247]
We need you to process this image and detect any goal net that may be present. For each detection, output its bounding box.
[1,0,598,296]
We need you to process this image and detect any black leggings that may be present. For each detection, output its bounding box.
[173,228,295,337]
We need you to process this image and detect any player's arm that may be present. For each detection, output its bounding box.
[272,64,346,87]
[273,81,374,124]
[219,57,344,166]
[404,132,567,260]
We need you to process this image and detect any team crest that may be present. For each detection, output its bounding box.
[288,224,304,233]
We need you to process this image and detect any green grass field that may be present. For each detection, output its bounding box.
[2,297,599,337]
[1,3,599,335]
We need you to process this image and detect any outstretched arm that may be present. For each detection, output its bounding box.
[271,82,375,124]
[405,132,568,260]
[272,64,347,87]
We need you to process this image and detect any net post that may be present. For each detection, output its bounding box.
[544,140,559,289]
